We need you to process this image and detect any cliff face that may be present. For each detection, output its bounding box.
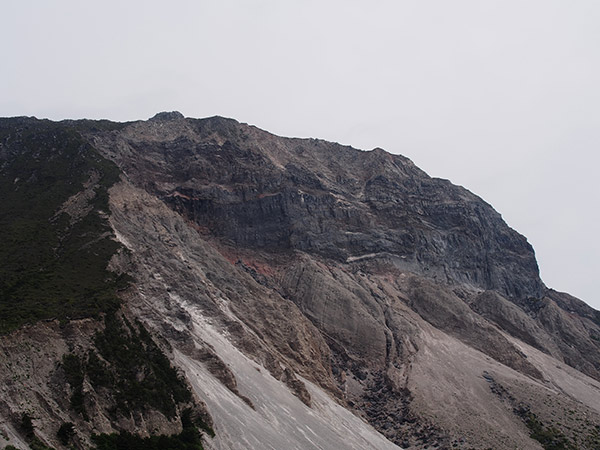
[1,113,600,449]
[91,114,543,300]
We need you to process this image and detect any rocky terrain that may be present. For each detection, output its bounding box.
[1,112,599,449]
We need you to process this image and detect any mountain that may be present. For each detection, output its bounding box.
[1,112,599,450]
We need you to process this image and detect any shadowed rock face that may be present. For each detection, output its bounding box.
[2,114,600,449]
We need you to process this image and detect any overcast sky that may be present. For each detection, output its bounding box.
[2,1,599,309]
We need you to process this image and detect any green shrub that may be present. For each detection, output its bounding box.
[92,409,205,450]
[61,354,87,419]
[56,422,75,445]
[19,413,34,438]
[28,437,55,450]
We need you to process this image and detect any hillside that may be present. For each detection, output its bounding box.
[1,113,599,449]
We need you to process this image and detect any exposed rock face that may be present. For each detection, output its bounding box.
[92,115,543,300]
[1,114,600,449]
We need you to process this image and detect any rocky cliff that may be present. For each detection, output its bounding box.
[1,113,599,449]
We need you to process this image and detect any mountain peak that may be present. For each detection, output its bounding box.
[149,110,184,121]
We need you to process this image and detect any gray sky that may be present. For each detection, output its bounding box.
[2,0,599,309]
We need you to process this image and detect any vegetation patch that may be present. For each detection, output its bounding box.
[15,413,55,450]
[583,425,600,449]
[523,410,575,450]
[485,374,600,449]
[56,422,75,446]
[59,315,214,446]
[92,409,207,450]
[93,313,192,419]
[61,354,88,419]
[61,313,193,420]
[510,404,577,450]
[0,118,127,334]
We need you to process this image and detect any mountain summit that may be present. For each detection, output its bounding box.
[1,115,599,449]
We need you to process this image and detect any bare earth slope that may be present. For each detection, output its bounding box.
[1,113,600,449]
